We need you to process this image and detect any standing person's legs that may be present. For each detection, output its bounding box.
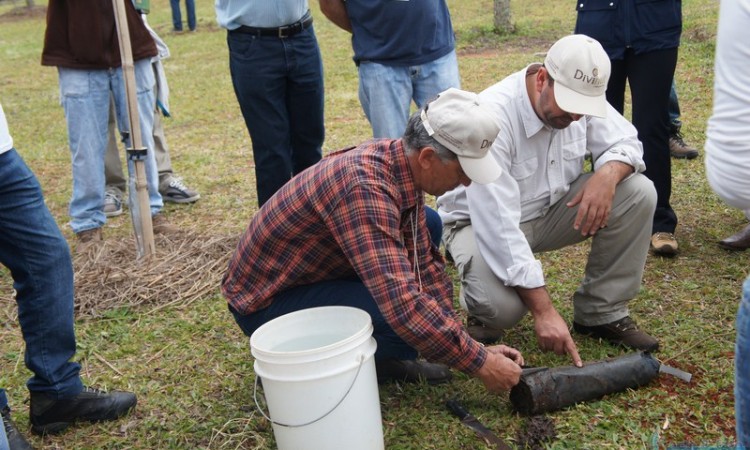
[229,280,418,361]
[628,48,678,235]
[668,79,681,131]
[152,109,173,178]
[111,60,163,216]
[227,33,295,207]
[58,67,111,234]
[0,150,83,399]
[185,0,196,31]
[0,415,8,449]
[358,62,412,139]
[169,0,183,31]
[411,50,461,108]
[104,95,127,192]
[737,277,750,448]
[285,26,324,177]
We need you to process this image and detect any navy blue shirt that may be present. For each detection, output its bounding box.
[347,0,455,66]
[574,0,682,60]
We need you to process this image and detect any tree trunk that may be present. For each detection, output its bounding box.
[493,0,514,34]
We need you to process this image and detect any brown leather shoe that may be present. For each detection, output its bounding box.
[669,132,699,159]
[650,232,678,256]
[574,316,659,352]
[152,213,179,236]
[719,223,750,251]
[75,227,102,255]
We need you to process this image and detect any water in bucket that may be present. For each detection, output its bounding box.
[250,306,384,450]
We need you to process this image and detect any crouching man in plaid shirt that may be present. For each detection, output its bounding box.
[223,88,525,391]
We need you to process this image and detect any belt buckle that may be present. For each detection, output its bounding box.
[278,25,289,38]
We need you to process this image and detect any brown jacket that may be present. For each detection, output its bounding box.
[41,0,156,69]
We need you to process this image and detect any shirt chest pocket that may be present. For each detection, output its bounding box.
[510,157,538,201]
[562,136,588,183]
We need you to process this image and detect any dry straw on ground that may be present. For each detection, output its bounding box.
[71,233,238,317]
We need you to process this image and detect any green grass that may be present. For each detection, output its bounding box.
[0,0,741,448]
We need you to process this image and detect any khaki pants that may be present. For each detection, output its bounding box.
[443,173,656,328]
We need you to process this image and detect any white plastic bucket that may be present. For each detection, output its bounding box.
[250,306,384,450]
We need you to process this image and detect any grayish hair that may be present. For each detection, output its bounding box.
[402,108,458,163]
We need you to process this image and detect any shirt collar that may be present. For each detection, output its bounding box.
[517,64,547,139]
[389,139,422,212]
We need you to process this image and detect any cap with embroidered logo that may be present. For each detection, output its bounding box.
[420,88,502,184]
[544,34,611,118]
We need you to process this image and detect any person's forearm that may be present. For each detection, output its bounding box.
[597,160,634,185]
[515,286,555,317]
[319,0,353,32]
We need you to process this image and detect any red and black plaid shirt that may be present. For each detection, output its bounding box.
[222,139,486,373]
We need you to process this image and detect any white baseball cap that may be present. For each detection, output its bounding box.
[544,34,611,118]
[420,88,502,184]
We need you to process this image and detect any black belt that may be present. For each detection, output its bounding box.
[233,12,313,38]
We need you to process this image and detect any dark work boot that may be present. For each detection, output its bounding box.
[375,359,452,385]
[466,316,504,345]
[1,407,35,450]
[29,386,137,435]
[574,316,659,352]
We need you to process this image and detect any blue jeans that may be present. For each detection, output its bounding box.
[227,26,324,207]
[0,149,84,412]
[58,60,163,234]
[0,416,7,450]
[358,50,460,139]
[668,79,681,131]
[170,0,196,31]
[737,277,750,448]
[230,208,443,360]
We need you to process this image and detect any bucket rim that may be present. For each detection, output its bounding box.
[250,306,373,359]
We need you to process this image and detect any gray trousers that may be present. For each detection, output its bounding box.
[443,173,656,328]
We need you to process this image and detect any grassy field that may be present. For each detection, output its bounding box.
[0,0,743,448]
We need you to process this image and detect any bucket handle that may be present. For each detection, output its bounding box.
[253,353,366,428]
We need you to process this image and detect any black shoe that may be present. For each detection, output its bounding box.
[1,407,35,450]
[375,359,452,385]
[29,386,137,435]
[466,316,504,345]
[573,316,660,352]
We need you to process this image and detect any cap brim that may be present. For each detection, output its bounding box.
[457,152,502,185]
[553,82,608,118]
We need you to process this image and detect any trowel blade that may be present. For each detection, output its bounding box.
[659,363,692,383]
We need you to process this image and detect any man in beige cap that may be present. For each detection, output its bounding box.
[438,35,659,363]
[224,88,525,392]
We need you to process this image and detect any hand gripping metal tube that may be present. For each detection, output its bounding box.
[510,352,660,415]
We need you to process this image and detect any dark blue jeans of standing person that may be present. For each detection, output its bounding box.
[0,149,83,412]
[607,47,679,234]
[230,207,444,360]
[226,25,324,207]
[737,277,750,448]
[668,79,681,132]
[169,0,196,31]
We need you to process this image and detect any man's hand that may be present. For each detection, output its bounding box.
[567,161,633,236]
[533,307,583,367]
[475,346,524,393]
[517,286,583,367]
